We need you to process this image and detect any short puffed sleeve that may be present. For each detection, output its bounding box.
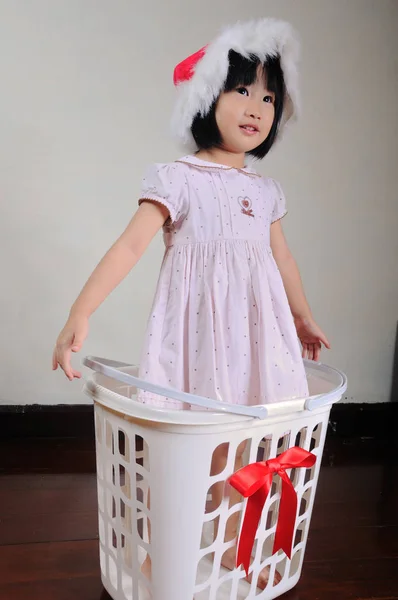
[138,163,187,223]
[270,179,288,223]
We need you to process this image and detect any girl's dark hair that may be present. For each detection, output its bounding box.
[191,50,286,159]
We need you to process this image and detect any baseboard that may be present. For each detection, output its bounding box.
[0,404,95,439]
[328,402,397,439]
[1,402,397,440]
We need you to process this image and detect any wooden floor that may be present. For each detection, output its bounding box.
[0,434,397,600]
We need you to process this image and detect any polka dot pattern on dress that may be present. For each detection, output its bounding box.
[137,154,309,409]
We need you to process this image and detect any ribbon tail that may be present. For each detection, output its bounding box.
[272,474,298,559]
[236,477,271,576]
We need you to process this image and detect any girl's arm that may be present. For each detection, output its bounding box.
[52,200,169,380]
[69,201,169,318]
[270,220,330,361]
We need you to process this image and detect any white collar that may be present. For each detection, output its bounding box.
[175,154,261,178]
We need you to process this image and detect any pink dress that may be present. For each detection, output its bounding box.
[137,154,309,409]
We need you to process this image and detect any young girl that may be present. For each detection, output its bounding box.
[53,18,330,590]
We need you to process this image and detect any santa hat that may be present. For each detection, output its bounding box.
[171,18,300,153]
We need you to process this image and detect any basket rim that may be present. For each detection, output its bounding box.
[83,359,347,427]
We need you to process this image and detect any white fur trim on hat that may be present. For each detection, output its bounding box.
[171,18,300,154]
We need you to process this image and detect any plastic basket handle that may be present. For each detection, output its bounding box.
[83,357,347,419]
[83,356,269,419]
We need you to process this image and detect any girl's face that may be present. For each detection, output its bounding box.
[215,66,275,154]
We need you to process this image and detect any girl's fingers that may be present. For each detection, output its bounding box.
[301,335,328,362]
[64,357,82,380]
[319,333,331,349]
[53,324,86,380]
[57,348,74,380]
[60,365,74,381]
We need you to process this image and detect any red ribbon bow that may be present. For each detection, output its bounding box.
[229,446,316,576]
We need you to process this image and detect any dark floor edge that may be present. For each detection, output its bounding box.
[1,402,397,439]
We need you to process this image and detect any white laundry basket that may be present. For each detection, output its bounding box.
[83,356,347,600]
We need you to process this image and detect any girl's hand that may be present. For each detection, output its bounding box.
[52,314,89,380]
[294,316,330,362]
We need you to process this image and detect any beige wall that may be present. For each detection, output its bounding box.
[0,0,397,405]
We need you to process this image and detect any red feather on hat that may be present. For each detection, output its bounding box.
[173,45,208,86]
